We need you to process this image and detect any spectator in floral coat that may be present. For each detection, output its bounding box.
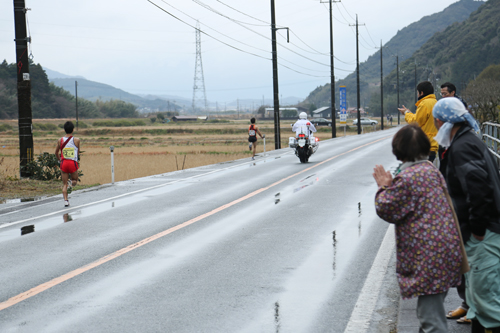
[373,124,463,333]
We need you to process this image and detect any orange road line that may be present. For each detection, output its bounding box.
[0,135,390,312]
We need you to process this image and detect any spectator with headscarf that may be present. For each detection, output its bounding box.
[433,97,500,332]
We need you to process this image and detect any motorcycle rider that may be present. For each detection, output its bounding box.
[292,112,317,136]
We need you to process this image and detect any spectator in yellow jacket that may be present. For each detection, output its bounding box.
[398,81,438,161]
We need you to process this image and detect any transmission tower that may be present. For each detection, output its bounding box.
[192,21,208,114]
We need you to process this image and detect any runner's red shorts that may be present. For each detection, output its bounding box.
[60,160,78,174]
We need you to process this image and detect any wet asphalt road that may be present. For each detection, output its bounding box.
[0,128,402,332]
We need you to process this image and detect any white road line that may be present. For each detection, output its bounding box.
[344,224,395,332]
[0,151,292,229]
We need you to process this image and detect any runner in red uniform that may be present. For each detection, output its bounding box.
[55,121,80,207]
[248,118,264,160]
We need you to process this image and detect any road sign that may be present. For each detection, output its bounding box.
[340,86,347,125]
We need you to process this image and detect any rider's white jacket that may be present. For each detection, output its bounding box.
[292,119,317,136]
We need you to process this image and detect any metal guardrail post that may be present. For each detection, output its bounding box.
[493,126,500,169]
[110,146,115,184]
[482,122,500,170]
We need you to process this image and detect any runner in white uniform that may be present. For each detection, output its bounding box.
[55,121,80,207]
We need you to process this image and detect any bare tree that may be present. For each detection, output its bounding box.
[463,79,500,123]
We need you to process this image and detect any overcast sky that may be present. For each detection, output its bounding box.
[0,0,461,104]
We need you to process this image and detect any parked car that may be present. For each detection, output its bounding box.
[312,118,332,126]
[352,117,378,126]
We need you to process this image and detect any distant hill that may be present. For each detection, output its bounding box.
[386,0,500,92]
[50,80,303,112]
[44,69,181,112]
[303,0,483,109]
[44,68,85,80]
[0,61,140,119]
[378,0,500,112]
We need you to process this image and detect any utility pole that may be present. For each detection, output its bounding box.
[329,0,336,138]
[13,0,33,177]
[414,61,417,106]
[396,55,400,125]
[270,0,286,149]
[350,15,364,134]
[380,40,384,130]
[75,81,79,130]
[321,0,340,138]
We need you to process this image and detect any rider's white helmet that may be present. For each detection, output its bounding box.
[299,112,307,119]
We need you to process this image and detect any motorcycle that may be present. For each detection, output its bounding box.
[289,131,319,163]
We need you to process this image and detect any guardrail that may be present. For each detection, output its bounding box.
[482,122,500,169]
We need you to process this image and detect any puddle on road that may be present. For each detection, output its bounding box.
[63,213,73,223]
[274,301,281,333]
[293,174,318,193]
[15,212,74,238]
[332,230,337,275]
[358,202,362,237]
[21,225,35,235]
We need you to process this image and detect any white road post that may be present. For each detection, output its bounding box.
[110,146,115,184]
[263,136,266,157]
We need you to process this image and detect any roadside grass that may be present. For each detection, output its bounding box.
[0,157,97,200]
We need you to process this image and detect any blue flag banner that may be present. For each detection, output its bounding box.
[340,86,347,125]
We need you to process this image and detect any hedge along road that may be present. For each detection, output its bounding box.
[0,127,400,332]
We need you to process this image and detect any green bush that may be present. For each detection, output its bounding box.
[21,152,83,181]
[22,152,60,180]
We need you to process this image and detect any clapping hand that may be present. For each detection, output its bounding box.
[398,105,409,115]
[373,165,393,187]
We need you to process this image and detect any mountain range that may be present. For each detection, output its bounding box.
[303,0,485,110]
[45,68,301,113]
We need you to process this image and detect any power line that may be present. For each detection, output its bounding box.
[321,3,350,26]
[279,63,330,78]
[339,2,356,21]
[149,1,351,77]
[281,29,330,56]
[193,0,269,27]
[347,25,375,51]
[147,0,270,60]
[363,25,378,48]
[333,3,355,28]
[278,54,352,74]
[215,0,270,25]
[186,0,332,69]
[284,28,357,65]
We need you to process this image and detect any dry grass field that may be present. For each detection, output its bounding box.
[0,117,391,189]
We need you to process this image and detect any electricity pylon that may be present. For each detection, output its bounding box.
[192,21,208,114]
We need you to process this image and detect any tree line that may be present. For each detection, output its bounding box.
[0,60,139,119]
